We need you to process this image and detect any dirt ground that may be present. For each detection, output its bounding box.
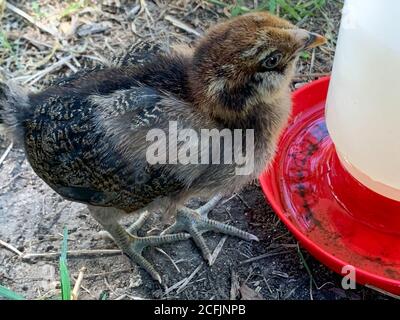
[0,0,393,300]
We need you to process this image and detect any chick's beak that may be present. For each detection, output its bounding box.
[304,32,327,49]
[292,29,327,50]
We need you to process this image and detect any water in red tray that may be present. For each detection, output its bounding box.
[260,77,400,294]
[281,103,400,280]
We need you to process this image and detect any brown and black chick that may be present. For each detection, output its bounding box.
[0,12,325,283]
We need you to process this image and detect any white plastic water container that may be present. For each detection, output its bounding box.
[326,0,400,201]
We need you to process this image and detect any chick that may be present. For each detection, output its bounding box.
[0,12,325,282]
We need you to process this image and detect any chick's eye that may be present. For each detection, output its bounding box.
[262,52,283,70]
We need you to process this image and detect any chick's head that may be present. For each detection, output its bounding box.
[190,12,326,112]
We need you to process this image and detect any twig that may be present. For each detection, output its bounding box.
[71,267,86,300]
[164,278,187,295]
[165,15,201,37]
[0,142,13,167]
[155,247,181,273]
[210,236,227,265]
[0,172,24,190]
[36,289,57,300]
[365,285,400,300]
[0,239,23,257]
[316,281,334,290]
[139,0,154,23]
[235,193,251,209]
[33,42,60,70]
[116,294,144,300]
[82,268,133,279]
[103,277,117,297]
[65,61,78,73]
[81,54,108,64]
[79,283,96,299]
[239,250,292,265]
[23,36,53,50]
[272,270,289,278]
[310,48,316,74]
[283,285,301,300]
[177,263,203,294]
[221,193,237,205]
[24,56,73,86]
[230,270,240,300]
[22,248,122,261]
[72,57,81,68]
[6,2,59,39]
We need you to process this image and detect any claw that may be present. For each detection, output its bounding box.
[115,232,189,283]
[127,210,152,235]
[188,224,212,263]
[91,209,189,284]
[162,206,258,265]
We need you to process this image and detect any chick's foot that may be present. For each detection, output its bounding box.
[160,199,259,265]
[88,206,190,283]
[121,231,189,283]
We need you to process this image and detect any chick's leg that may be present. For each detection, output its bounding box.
[88,206,189,283]
[196,194,224,217]
[161,195,259,265]
[98,209,151,241]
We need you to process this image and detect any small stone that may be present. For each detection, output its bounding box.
[77,22,111,37]
[129,275,142,288]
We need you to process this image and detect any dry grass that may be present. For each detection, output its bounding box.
[0,0,210,89]
[0,0,342,90]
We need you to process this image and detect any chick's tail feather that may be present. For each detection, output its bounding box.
[0,81,32,146]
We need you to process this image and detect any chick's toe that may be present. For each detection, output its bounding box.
[89,206,189,283]
[161,206,259,266]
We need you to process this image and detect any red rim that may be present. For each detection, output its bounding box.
[259,77,400,295]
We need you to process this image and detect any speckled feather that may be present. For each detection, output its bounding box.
[25,71,189,212]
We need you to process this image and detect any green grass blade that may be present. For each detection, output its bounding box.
[99,291,109,300]
[277,0,302,21]
[0,284,26,300]
[0,31,12,51]
[300,51,311,60]
[60,260,71,300]
[60,2,84,18]
[60,227,71,300]
[297,243,318,288]
[268,0,277,13]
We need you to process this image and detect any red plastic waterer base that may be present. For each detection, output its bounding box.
[259,77,400,295]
